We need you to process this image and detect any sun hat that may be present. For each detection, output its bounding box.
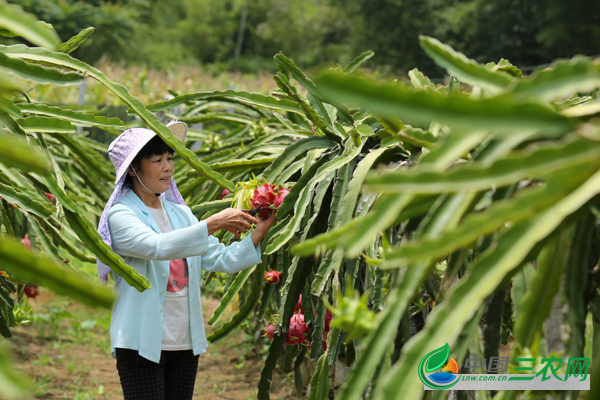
[96,121,188,282]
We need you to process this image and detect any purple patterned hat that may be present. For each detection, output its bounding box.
[96,121,187,282]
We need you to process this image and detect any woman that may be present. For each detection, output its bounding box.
[97,122,275,399]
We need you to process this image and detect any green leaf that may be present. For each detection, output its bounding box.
[0,97,22,118]
[0,345,30,399]
[561,101,600,117]
[419,36,514,93]
[267,140,364,254]
[208,267,254,326]
[344,51,374,73]
[566,214,595,357]
[18,103,123,127]
[364,137,600,194]
[207,263,263,343]
[190,199,230,215]
[180,112,254,125]
[266,172,334,255]
[208,157,275,171]
[0,51,82,86]
[382,169,588,265]
[0,235,115,308]
[257,325,286,400]
[0,0,60,49]
[275,151,330,218]
[425,343,450,372]
[273,74,343,144]
[56,27,94,54]
[511,56,600,102]
[147,90,303,114]
[513,233,566,349]
[294,130,486,258]
[262,136,336,182]
[0,133,50,174]
[16,116,76,133]
[396,127,437,148]
[0,44,235,191]
[308,352,330,400]
[39,218,95,263]
[274,53,354,124]
[49,133,114,183]
[379,166,600,400]
[408,68,434,91]
[0,182,54,218]
[555,96,592,109]
[314,72,574,136]
[64,209,151,292]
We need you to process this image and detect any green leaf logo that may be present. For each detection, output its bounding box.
[418,343,459,390]
[425,343,449,372]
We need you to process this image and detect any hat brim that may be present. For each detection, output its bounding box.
[167,121,187,141]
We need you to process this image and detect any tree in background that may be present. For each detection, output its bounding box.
[3,0,141,65]
[4,0,599,74]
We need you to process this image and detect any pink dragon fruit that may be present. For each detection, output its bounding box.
[24,284,39,299]
[264,270,281,284]
[294,295,303,314]
[21,238,31,250]
[251,183,277,218]
[45,192,55,203]
[325,310,333,332]
[274,188,290,208]
[286,313,309,345]
[250,183,290,218]
[263,323,276,340]
[219,189,231,199]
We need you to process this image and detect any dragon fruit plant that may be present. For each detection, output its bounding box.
[231,176,290,218]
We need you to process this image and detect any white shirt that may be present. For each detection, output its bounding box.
[148,206,192,350]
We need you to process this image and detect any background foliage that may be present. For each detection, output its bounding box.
[4,0,600,74]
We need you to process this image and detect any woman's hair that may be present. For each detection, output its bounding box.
[124,135,174,187]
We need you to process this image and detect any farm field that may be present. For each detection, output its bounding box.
[10,290,299,400]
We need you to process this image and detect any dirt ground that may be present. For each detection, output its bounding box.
[9,290,300,400]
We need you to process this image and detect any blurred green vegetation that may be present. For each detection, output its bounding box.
[4,0,600,75]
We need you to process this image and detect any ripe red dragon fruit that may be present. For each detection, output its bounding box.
[21,238,31,250]
[263,324,276,340]
[294,295,303,314]
[251,183,278,218]
[219,189,230,199]
[250,183,290,218]
[274,188,290,208]
[324,310,333,332]
[264,270,281,284]
[286,313,309,345]
[24,284,39,299]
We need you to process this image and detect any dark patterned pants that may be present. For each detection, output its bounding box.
[115,348,199,400]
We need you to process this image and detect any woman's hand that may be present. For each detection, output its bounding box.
[206,208,259,238]
[251,209,277,248]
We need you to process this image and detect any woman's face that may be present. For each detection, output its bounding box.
[130,153,174,194]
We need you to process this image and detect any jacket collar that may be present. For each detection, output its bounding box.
[122,189,179,232]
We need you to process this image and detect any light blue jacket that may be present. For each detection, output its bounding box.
[107,189,261,363]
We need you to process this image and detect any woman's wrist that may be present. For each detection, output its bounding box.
[205,216,220,236]
[251,228,266,248]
